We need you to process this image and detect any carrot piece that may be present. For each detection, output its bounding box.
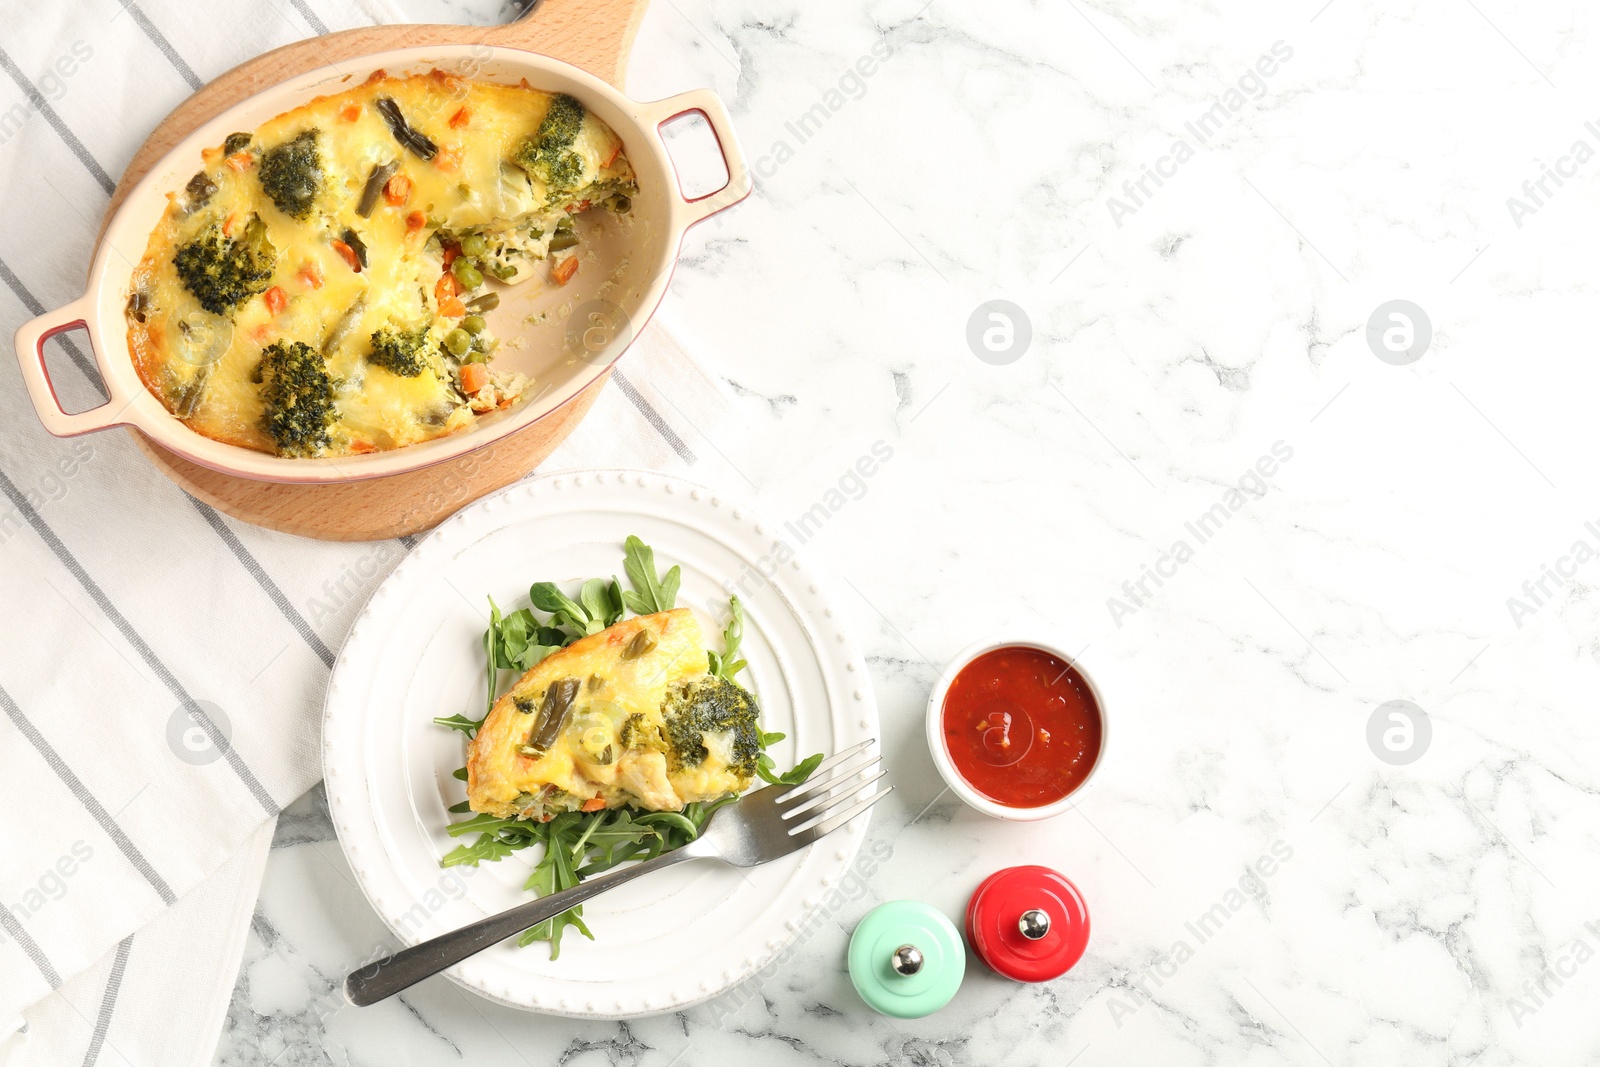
[459,363,489,394]
[580,796,607,813]
[449,107,471,128]
[383,173,412,205]
[221,212,237,237]
[347,440,378,454]
[442,244,460,267]
[435,271,465,316]
[225,151,254,172]
[405,210,427,238]
[602,140,621,168]
[296,263,323,290]
[363,68,387,85]
[331,240,362,272]
[433,144,462,172]
[262,286,287,315]
[339,103,361,122]
[552,256,578,285]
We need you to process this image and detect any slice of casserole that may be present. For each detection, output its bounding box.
[466,609,761,820]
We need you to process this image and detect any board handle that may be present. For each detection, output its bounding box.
[641,89,752,228]
[486,0,653,87]
[13,296,132,437]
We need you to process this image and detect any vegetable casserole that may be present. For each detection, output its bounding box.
[124,69,636,458]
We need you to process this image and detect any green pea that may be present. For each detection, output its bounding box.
[461,234,488,258]
[452,258,483,290]
[462,315,486,335]
[444,329,471,356]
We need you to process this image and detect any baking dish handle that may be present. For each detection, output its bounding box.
[641,89,752,227]
[13,296,132,437]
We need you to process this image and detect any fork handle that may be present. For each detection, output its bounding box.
[345,845,702,1006]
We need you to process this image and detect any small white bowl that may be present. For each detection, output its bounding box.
[924,636,1107,821]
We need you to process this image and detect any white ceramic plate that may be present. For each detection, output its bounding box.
[323,469,878,1017]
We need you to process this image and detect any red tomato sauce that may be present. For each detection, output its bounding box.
[941,646,1102,807]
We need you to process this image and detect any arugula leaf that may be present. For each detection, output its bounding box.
[482,598,502,713]
[439,813,545,867]
[753,728,824,786]
[605,577,626,626]
[531,579,629,641]
[707,596,748,682]
[510,800,735,956]
[529,582,591,635]
[433,713,483,737]
[483,596,562,713]
[578,579,607,629]
[623,535,680,614]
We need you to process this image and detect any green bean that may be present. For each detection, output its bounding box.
[466,291,500,312]
[548,231,579,253]
[357,160,399,217]
[527,678,580,752]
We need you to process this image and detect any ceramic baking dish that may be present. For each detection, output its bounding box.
[11,45,749,483]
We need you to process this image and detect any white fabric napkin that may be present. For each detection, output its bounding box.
[0,2,736,1063]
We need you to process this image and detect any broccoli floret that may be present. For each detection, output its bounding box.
[254,340,337,456]
[539,150,586,191]
[366,325,431,377]
[172,218,276,315]
[619,712,666,754]
[258,129,323,220]
[512,94,587,196]
[538,93,586,147]
[661,676,762,777]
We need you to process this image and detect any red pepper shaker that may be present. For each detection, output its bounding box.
[965,865,1089,982]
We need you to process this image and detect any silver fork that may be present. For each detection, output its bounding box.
[345,740,890,1006]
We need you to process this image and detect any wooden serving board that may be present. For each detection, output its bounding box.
[101,0,651,541]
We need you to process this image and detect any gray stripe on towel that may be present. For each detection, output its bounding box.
[0,469,280,816]
[0,684,176,904]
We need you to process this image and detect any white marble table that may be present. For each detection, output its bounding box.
[215,0,1600,1063]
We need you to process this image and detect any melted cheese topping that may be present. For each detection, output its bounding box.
[125,70,634,457]
[467,609,753,819]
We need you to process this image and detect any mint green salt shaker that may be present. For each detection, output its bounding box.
[848,900,965,1018]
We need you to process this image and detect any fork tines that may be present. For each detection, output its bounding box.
[777,740,890,838]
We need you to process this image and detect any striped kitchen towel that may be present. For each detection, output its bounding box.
[0,1,737,1064]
